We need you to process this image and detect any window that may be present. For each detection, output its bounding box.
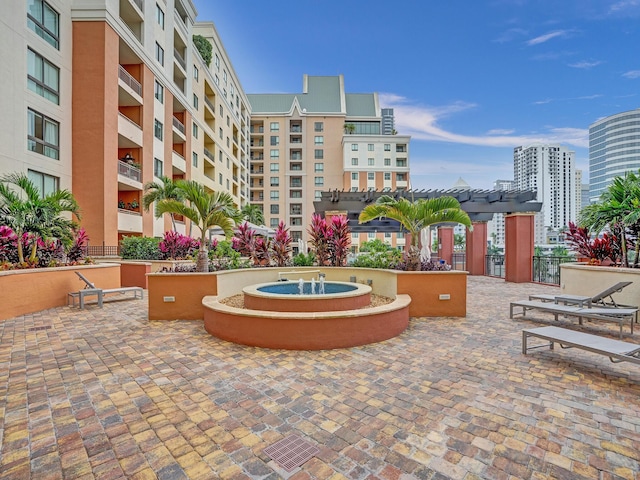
[368,172,375,180]
[270,204,279,214]
[215,54,220,70]
[270,136,279,146]
[270,177,279,187]
[351,144,358,151]
[314,163,324,172]
[270,150,279,159]
[219,150,223,162]
[351,158,358,166]
[27,48,59,104]
[219,127,223,139]
[351,172,358,180]
[290,218,302,226]
[368,158,375,166]
[219,173,223,185]
[384,144,391,151]
[193,94,198,110]
[219,105,223,116]
[27,0,59,49]
[156,3,164,28]
[397,232,404,239]
[384,158,391,166]
[154,158,163,177]
[314,191,322,200]
[270,122,279,132]
[223,70,227,84]
[396,158,407,167]
[314,149,323,159]
[192,123,198,139]
[368,232,375,239]
[270,163,279,172]
[27,109,59,159]
[314,136,324,145]
[226,116,230,127]
[226,158,230,168]
[291,231,302,241]
[270,191,279,200]
[193,65,199,81]
[28,169,58,196]
[397,173,406,181]
[314,177,324,186]
[384,172,391,180]
[314,122,324,132]
[290,204,302,215]
[192,152,198,167]
[290,190,302,198]
[155,42,164,66]
[368,144,374,151]
[290,177,302,188]
[154,119,163,140]
[270,218,279,228]
[154,80,164,103]
[385,232,391,239]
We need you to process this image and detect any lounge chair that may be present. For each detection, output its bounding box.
[68,271,144,309]
[529,281,634,308]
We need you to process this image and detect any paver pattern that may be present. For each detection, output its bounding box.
[1,276,640,480]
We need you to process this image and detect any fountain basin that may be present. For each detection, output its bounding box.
[243,281,371,312]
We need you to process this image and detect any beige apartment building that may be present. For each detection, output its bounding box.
[1,0,249,249]
[248,75,410,249]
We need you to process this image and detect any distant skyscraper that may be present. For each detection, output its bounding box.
[381,108,395,135]
[514,144,577,245]
[589,108,640,202]
[487,179,514,247]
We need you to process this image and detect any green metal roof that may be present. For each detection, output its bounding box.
[345,93,376,116]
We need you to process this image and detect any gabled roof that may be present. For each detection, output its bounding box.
[345,93,377,117]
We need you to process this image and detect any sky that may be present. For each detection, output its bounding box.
[192,0,640,191]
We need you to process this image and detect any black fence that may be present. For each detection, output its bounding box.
[485,255,505,278]
[86,244,121,257]
[532,256,574,285]
[451,252,466,271]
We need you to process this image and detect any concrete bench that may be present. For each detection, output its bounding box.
[510,300,637,338]
[522,326,640,365]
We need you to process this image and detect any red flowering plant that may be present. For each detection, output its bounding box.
[308,214,330,266]
[563,221,620,265]
[327,215,351,267]
[271,221,292,267]
[159,231,200,260]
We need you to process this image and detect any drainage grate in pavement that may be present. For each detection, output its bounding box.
[28,326,52,331]
[263,434,320,472]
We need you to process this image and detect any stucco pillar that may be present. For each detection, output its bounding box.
[465,222,487,275]
[505,213,535,283]
[438,227,454,265]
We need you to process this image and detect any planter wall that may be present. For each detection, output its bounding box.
[560,263,640,307]
[120,262,151,289]
[396,270,467,317]
[0,264,121,321]
[147,273,218,320]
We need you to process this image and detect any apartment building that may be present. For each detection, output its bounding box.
[513,144,577,245]
[247,75,410,248]
[1,0,249,248]
[486,179,514,248]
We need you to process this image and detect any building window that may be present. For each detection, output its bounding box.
[193,94,198,110]
[219,127,223,139]
[290,204,302,215]
[28,169,58,196]
[219,150,223,162]
[270,177,279,187]
[384,172,391,180]
[215,54,220,69]
[291,231,302,241]
[314,163,324,172]
[290,177,302,188]
[368,232,375,239]
[27,108,58,159]
[314,177,324,186]
[314,149,323,159]
[384,158,391,166]
[219,105,223,116]
[227,116,230,127]
[396,158,407,167]
[155,42,164,66]
[193,65,199,81]
[351,172,358,180]
[154,80,164,103]
[154,158,163,177]
[270,163,279,172]
[270,218,279,228]
[351,158,358,166]
[270,191,279,200]
[156,3,164,28]
[368,158,375,166]
[368,172,375,180]
[270,150,279,159]
[219,173,223,185]
[384,144,391,151]
[270,204,279,214]
[270,122,279,132]
[27,0,59,49]
[192,152,198,167]
[396,173,406,181]
[27,48,59,105]
[290,190,302,198]
[368,144,374,151]
[314,122,324,132]
[314,136,324,145]
[290,217,302,226]
[351,144,358,151]
[154,119,163,140]
[270,136,279,146]
[315,191,322,200]
[397,232,404,239]
[192,123,198,139]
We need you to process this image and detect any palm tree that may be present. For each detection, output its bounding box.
[142,176,184,231]
[0,173,80,265]
[240,204,265,226]
[359,195,472,271]
[155,180,240,272]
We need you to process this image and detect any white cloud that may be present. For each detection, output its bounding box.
[526,30,569,46]
[379,93,589,149]
[487,129,515,135]
[568,60,602,69]
[609,0,640,14]
[493,28,528,43]
[623,70,640,79]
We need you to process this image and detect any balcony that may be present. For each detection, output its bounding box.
[118,208,143,233]
[204,148,215,162]
[204,96,215,113]
[118,113,143,147]
[172,151,186,173]
[250,140,264,147]
[172,116,186,143]
[118,65,142,105]
[250,126,264,133]
[174,48,186,70]
[118,160,141,183]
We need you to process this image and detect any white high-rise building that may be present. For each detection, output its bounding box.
[514,144,577,245]
[487,179,514,248]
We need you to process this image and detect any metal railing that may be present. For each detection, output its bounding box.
[118,65,142,95]
[118,160,141,182]
[485,255,505,278]
[174,48,186,70]
[203,148,215,162]
[451,252,466,271]
[532,256,574,285]
[204,96,215,112]
[172,116,185,134]
[86,244,121,257]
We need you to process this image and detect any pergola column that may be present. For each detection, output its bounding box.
[465,222,487,275]
[437,226,454,265]
[505,213,535,283]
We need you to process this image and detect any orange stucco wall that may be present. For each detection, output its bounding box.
[505,213,535,283]
[396,270,467,317]
[438,227,454,265]
[120,262,151,289]
[466,222,487,275]
[0,264,121,321]
[148,273,218,320]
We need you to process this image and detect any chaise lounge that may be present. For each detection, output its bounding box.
[68,271,144,309]
[528,281,634,308]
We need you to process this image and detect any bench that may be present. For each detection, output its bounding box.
[510,300,637,338]
[522,326,640,365]
[68,271,144,309]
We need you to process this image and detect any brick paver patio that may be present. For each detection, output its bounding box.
[1,276,639,479]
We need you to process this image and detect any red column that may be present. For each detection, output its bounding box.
[505,213,535,283]
[465,222,487,275]
[438,227,454,265]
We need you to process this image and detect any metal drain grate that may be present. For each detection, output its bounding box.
[28,326,52,331]
[263,434,319,472]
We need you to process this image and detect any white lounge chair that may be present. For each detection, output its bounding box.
[68,271,143,309]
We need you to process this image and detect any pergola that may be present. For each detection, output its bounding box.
[313,189,543,283]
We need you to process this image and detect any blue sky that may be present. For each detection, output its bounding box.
[192,0,640,190]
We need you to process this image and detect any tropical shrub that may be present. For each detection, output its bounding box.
[563,222,618,264]
[209,239,249,270]
[293,251,315,266]
[120,236,162,260]
[271,221,292,267]
[328,216,351,267]
[308,214,330,266]
[159,231,199,260]
[66,228,90,264]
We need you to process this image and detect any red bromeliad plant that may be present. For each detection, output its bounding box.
[564,221,619,264]
[271,221,292,267]
[159,231,200,260]
[308,214,330,265]
[328,216,351,267]
[232,221,256,257]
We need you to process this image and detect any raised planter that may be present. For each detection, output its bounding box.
[560,263,640,307]
[0,263,122,321]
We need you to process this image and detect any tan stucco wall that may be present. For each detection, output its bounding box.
[560,263,640,307]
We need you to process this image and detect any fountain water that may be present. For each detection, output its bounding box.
[310,278,316,294]
[298,278,304,295]
[319,275,325,295]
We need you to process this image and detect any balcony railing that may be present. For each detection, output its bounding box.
[118,65,142,96]
[172,116,185,134]
[204,96,215,112]
[204,148,215,162]
[130,0,143,12]
[250,126,264,133]
[290,125,302,133]
[532,256,574,285]
[118,160,141,182]
[174,48,186,70]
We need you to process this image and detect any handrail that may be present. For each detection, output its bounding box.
[118,65,142,96]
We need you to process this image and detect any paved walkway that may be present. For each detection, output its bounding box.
[1,276,639,480]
